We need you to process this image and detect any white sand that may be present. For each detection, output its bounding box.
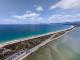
[0,26,74,48]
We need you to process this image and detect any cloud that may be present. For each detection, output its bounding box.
[12,11,80,24]
[48,14,80,23]
[13,11,40,20]
[36,6,43,12]
[11,11,46,24]
[2,14,80,24]
[50,0,80,9]
[0,17,45,24]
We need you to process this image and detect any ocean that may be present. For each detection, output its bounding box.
[0,24,70,43]
[25,27,80,60]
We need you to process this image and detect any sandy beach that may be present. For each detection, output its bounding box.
[19,26,75,60]
[0,25,75,60]
[0,26,74,48]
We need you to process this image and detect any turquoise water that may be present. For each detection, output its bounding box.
[0,24,70,43]
[25,27,80,60]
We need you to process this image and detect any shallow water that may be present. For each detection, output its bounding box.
[24,27,80,60]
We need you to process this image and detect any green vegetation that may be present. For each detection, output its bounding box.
[0,34,52,59]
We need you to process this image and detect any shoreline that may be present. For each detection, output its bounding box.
[1,25,75,60]
[19,26,75,60]
[0,26,74,48]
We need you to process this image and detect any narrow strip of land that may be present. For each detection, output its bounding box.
[0,26,74,60]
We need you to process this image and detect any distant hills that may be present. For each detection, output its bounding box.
[61,21,80,26]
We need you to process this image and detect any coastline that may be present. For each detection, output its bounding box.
[0,25,75,60]
[19,25,75,60]
[0,26,74,48]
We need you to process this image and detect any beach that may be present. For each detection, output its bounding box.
[24,26,80,60]
[0,26,74,60]
[0,26,74,48]
[0,0,79,60]
[19,26,75,60]
[0,24,71,44]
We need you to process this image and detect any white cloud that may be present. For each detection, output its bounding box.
[36,6,43,12]
[13,11,40,20]
[1,14,80,24]
[0,17,45,24]
[48,14,80,23]
[50,0,80,9]
[11,11,46,24]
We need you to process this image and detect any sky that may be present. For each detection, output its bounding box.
[0,0,80,24]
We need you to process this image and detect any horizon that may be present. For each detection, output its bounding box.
[0,0,80,24]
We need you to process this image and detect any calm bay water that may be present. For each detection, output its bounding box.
[25,27,80,60]
[0,24,70,43]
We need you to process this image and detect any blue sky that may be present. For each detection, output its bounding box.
[0,0,80,24]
